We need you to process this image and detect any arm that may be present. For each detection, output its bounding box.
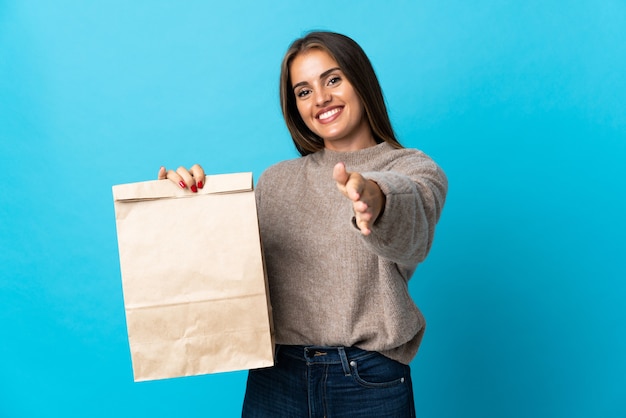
[336,154,447,269]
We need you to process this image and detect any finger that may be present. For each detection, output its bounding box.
[345,174,365,202]
[334,163,362,201]
[158,166,167,180]
[356,217,372,236]
[353,200,369,214]
[189,164,206,189]
[176,166,198,192]
[164,169,186,189]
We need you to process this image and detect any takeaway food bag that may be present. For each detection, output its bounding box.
[112,172,274,382]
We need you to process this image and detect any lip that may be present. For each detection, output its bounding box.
[316,106,343,124]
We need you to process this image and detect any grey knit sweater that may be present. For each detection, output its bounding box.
[255,142,447,365]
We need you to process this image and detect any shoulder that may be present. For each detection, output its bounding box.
[256,155,311,192]
[374,143,442,172]
[362,144,447,193]
[385,144,432,161]
[260,157,305,179]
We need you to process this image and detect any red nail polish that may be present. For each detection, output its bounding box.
[179,181,186,189]
[191,184,198,193]
[197,181,204,189]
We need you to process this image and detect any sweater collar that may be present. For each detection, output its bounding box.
[311,142,392,166]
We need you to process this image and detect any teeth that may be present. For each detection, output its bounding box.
[318,108,340,120]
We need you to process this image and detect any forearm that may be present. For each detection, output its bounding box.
[360,163,447,268]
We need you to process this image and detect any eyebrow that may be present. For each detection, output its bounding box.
[292,67,342,91]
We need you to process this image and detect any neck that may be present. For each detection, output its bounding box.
[322,118,376,152]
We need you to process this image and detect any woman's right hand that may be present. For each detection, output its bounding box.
[158,164,206,193]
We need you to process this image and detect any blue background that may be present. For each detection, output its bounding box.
[1,1,625,417]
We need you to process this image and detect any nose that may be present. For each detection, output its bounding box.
[315,88,331,106]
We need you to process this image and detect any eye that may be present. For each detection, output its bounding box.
[327,76,341,86]
[296,88,311,98]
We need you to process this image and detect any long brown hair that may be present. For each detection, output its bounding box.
[280,31,403,156]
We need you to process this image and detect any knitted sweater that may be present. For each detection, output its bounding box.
[255,142,447,365]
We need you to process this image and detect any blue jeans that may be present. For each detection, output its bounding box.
[242,345,416,418]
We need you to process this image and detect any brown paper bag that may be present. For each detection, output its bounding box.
[112,172,274,382]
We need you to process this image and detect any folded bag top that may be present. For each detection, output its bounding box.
[113,172,253,202]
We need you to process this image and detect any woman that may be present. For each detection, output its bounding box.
[159,31,447,418]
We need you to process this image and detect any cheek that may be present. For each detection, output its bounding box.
[347,91,364,115]
[296,102,315,129]
[295,100,309,118]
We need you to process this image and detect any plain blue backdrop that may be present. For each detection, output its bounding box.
[1,1,625,417]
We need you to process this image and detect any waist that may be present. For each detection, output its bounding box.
[277,344,378,365]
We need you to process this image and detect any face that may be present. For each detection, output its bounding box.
[289,49,375,152]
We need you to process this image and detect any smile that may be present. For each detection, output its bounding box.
[317,107,342,121]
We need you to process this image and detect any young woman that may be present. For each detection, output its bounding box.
[159,31,447,418]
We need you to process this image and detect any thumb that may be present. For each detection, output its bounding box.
[333,162,349,185]
[158,166,167,180]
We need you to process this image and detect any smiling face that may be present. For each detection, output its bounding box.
[289,48,376,152]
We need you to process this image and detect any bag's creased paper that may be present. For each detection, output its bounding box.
[113,172,274,382]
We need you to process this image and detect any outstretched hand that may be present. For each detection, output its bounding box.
[333,162,385,236]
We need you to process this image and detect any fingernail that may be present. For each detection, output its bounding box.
[179,181,186,189]
[197,181,204,189]
[191,184,198,193]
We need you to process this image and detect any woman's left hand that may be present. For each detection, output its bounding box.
[333,162,385,236]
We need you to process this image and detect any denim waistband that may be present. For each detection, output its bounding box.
[277,344,378,376]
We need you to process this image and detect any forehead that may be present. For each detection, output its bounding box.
[289,48,340,85]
